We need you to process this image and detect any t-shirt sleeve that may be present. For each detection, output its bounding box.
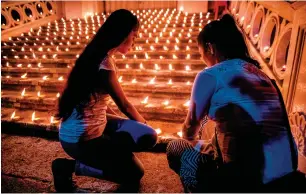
[99,57,115,71]
[189,71,216,121]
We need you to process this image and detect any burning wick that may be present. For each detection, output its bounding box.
[125,64,129,69]
[169,64,173,71]
[155,128,162,135]
[118,76,123,83]
[11,111,20,120]
[141,96,149,104]
[21,73,27,79]
[247,24,251,29]
[21,88,26,97]
[32,111,40,122]
[149,77,156,84]
[254,34,259,38]
[186,81,191,85]
[56,93,60,98]
[167,79,173,85]
[42,76,48,80]
[37,91,42,98]
[184,100,190,107]
[162,100,170,106]
[139,63,144,69]
[185,65,191,71]
[131,78,137,84]
[177,131,183,138]
[58,76,64,81]
[50,116,59,124]
[282,65,286,71]
[155,64,160,71]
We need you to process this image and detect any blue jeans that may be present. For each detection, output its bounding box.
[60,114,157,184]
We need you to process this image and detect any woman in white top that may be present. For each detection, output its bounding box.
[51,9,157,192]
[166,14,297,192]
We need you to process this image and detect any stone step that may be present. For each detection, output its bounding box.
[1,66,201,79]
[1,107,184,135]
[1,77,193,97]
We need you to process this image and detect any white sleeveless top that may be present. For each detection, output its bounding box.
[59,55,117,143]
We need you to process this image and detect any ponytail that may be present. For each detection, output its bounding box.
[197,14,261,69]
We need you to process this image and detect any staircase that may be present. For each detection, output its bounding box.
[1,8,212,137]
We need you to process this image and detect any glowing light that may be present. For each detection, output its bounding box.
[186,54,191,59]
[11,111,19,120]
[183,100,190,107]
[37,91,41,97]
[140,63,144,69]
[167,79,173,85]
[141,96,149,104]
[155,128,162,135]
[149,77,156,84]
[185,65,191,71]
[240,16,245,22]
[21,88,26,97]
[186,81,191,85]
[254,34,259,38]
[21,73,27,79]
[118,76,123,83]
[125,64,130,69]
[56,93,60,98]
[131,78,137,84]
[173,54,177,59]
[162,100,170,106]
[177,131,183,138]
[58,76,64,81]
[155,64,160,71]
[42,75,48,80]
[145,53,149,59]
[247,24,251,29]
[31,111,38,122]
[282,65,286,71]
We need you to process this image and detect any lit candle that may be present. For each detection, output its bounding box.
[38,63,42,68]
[53,54,57,59]
[11,111,20,121]
[42,75,48,80]
[134,54,137,59]
[169,64,173,71]
[183,100,190,107]
[140,63,144,69]
[141,96,149,104]
[155,128,162,135]
[154,64,160,71]
[282,65,286,71]
[173,54,177,59]
[163,46,168,51]
[185,65,191,71]
[122,55,126,59]
[167,79,173,85]
[118,76,123,83]
[131,78,137,84]
[125,64,130,69]
[21,73,27,79]
[56,93,60,98]
[149,77,156,84]
[247,24,251,29]
[177,131,183,138]
[58,76,64,81]
[240,16,245,22]
[186,81,191,85]
[186,46,190,51]
[162,100,170,106]
[145,53,149,59]
[21,88,26,97]
[254,34,259,38]
[186,54,191,59]
[31,111,40,122]
[17,64,22,68]
[150,46,155,50]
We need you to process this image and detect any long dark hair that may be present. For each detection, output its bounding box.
[57,9,139,121]
[197,14,260,68]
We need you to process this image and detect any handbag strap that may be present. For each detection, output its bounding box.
[269,79,298,170]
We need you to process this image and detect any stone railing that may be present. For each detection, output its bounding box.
[1,1,60,40]
[230,1,306,173]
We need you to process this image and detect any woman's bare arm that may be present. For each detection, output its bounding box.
[99,70,146,124]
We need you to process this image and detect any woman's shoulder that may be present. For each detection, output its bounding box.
[99,55,116,71]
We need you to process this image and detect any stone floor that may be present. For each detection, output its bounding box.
[1,134,183,193]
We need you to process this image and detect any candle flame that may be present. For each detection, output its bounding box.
[169,64,173,71]
[263,46,270,52]
[118,76,123,83]
[141,96,149,104]
[173,54,177,59]
[21,88,26,97]
[131,78,137,84]
[139,63,144,69]
[11,111,16,119]
[58,76,64,81]
[155,128,162,135]
[185,65,191,71]
[21,73,27,78]
[31,111,36,122]
[184,100,190,107]
[186,81,191,85]
[247,24,251,29]
[177,131,183,138]
[56,93,60,98]
[186,54,190,59]
[50,116,54,124]
[155,64,160,71]
[162,100,169,106]
[37,91,41,97]
[42,75,48,80]
[167,79,173,85]
[149,77,156,84]
[125,64,129,69]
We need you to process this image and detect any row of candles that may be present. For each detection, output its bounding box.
[3,52,196,60]
[9,110,183,137]
[16,88,190,108]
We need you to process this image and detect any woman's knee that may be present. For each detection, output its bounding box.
[136,126,158,150]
